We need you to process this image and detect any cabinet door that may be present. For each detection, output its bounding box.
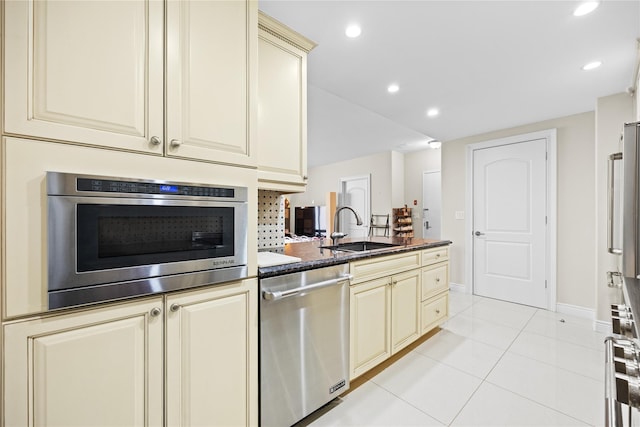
[165,279,258,427]
[391,269,422,354]
[3,298,164,427]
[3,0,164,153]
[349,277,391,380]
[166,0,257,167]
[257,25,308,188]
[421,262,449,300]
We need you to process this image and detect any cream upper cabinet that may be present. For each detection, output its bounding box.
[4,0,257,167]
[165,279,258,427]
[166,1,257,166]
[3,0,164,154]
[257,12,316,191]
[3,297,164,427]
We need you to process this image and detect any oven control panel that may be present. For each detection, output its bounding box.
[77,178,236,198]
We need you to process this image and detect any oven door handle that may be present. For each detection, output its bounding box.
[606,336,624,427]
[262,274,353,301]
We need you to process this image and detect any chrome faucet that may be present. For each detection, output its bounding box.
[331,206,363,246]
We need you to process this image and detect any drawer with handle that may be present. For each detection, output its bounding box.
[422,263,449,301]
[422,247,449,266]
[421,292,448,334]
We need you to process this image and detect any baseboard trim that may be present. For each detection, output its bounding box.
[555,303,595,321]
[449,282,466,293]
[594,319,612,334]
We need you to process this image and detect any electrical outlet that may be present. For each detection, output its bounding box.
[455,211,465,220]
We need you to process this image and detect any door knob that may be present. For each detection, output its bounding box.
[474,231,485,236]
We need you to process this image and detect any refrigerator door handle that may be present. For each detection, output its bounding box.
[608,152,623,255]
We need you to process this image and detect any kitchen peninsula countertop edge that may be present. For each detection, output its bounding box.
[258,237,452,278]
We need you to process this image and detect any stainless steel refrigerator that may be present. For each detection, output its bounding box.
[623,121,640,279]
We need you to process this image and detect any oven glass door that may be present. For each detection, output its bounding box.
[76,204,235,271]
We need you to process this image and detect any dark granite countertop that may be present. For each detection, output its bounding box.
[258,236,452,278]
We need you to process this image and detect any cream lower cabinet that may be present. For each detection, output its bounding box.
[349,247,450,380]
[4,0,257,167]
[349,277,392,380]
[3,279,257,427]
[165,280,257,427]
[421,246,450,334]
[391,269,422,353]
[3,297,164,427]
[350,269,421,380]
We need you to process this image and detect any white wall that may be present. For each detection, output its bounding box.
[595,93,634,322]
[442,111,597,309]
[289,151,398,234]
[403,148,442,239]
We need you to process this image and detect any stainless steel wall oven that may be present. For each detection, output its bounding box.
[47,172,248,310]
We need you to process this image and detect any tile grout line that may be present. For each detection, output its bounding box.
[446,304,538,426]
[483,307,599,426]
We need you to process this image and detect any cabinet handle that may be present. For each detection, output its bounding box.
[435,309,440,314]
[149,136,162,146]
[170,303,181,312]
[150,307,162,317]
[170,139,182,148]
[436,253,441,258]
[392,280,397,285]
[436,277,440,283]
[303,175,308,180]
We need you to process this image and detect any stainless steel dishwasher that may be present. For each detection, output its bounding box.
[260,263,351,427]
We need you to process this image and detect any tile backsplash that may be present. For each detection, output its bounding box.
[257,190,285,249]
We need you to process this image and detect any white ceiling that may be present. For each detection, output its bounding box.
[259,0,640,167]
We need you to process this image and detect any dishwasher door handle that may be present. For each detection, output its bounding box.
[263,274,353,301]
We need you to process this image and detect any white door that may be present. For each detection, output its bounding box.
[473,139,547,308]
[422,171,441,239]
[340,176,370,238]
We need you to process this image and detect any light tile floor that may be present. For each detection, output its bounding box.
[302,291,608,427]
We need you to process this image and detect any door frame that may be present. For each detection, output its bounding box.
[464,129,557,311]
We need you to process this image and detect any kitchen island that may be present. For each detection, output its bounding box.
[258,236,452,381]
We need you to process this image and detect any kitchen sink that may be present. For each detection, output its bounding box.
[321,241,400,252]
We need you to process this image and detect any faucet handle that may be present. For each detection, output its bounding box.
[330,231,347,246]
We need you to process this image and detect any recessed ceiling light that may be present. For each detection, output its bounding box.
[582,60,602,71]
[345,24,362,38]
[427,140,442,149]
[573,1,599,17]
[426,108,439,117]
[387,84,399,93]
